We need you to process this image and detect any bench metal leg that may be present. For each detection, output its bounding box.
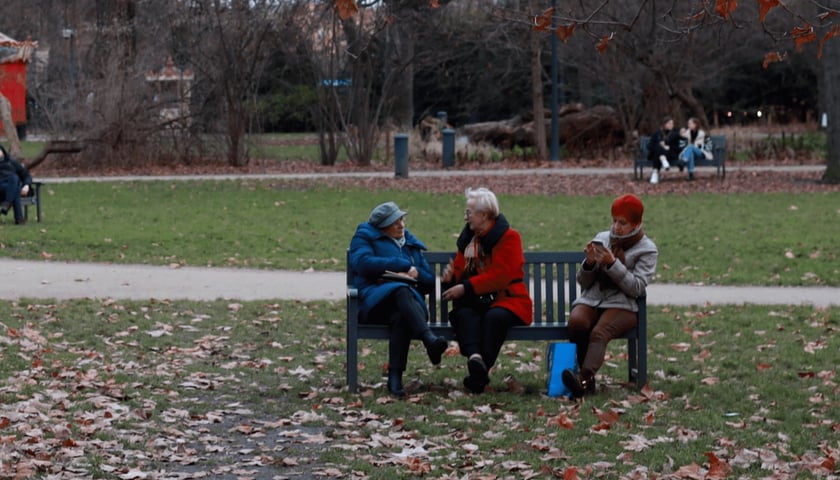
[346,299,360,393]
[627,336,639,384]
[635,297,648,388]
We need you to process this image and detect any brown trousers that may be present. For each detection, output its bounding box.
[567,304,638,379]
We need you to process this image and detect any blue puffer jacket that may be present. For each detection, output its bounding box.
[348,222,435,322]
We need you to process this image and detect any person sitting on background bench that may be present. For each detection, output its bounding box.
[348,201,448,397]
[679,117,713,181]
[647,116,681,184]
[562,194,658,398]
[441,188,533,394]
[0,144,33,225]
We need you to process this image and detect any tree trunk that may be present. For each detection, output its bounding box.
[529,24,548,161]
[822,34,840,183]
[671,85,710,129]
[387,15,415,129]
[0,94,22,157]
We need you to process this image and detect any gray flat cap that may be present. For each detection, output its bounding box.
[368,201,407,229]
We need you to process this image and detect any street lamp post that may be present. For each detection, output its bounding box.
[549,0,560,161]
[62,27,76,88]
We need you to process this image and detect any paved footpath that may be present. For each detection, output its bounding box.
[2,258,838,307]
[35,164,825,183]
[4,165,835,306]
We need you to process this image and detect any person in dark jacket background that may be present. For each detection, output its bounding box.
[441,188,533,394]
[646,116,681,184]
[0,144,33,225]
[348,201,448,397]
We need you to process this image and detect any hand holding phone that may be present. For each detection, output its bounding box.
[587,240,613,266]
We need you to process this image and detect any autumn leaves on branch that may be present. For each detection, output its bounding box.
[333,0,839,67]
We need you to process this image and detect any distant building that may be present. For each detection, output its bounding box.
[0,32,37,138]
[145,55,194,129]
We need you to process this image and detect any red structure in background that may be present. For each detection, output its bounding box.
[0,33,37,136]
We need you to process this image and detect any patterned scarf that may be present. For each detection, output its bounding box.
[609,224,645,265]
[456,214,510,278]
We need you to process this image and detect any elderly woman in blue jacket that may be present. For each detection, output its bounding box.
[348,201,448,397]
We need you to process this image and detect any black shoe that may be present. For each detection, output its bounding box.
[561,369,584,398]
[425,336,448,365]
[15,217,26,225]
[387,370,405,398]
[0,201,10,215]
[465,355,489,393]
[561,369,595,398]
[688,172,695,181]
[463,375,487,394]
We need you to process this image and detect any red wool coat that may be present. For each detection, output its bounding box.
[450,215,534,325]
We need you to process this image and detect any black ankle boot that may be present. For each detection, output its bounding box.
[422,332,447,365]
[561,369,595,398]
[465,355,489,394]
[387,369,405,397]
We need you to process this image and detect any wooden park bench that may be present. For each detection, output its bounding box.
[635,135,727,180]
[345,250,648,393]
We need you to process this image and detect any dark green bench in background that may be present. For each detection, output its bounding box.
[635,135,727,180]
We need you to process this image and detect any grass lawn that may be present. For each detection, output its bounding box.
[0,299,837,478]
[1,182,838,286]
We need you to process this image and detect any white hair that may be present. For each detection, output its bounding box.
[465,187,499,218]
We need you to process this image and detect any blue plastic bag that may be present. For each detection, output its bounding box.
[546,342,577,398]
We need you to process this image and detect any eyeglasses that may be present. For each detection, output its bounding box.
[464,210,480,217]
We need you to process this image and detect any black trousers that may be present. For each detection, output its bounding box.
[365,287,431,373]
[449,305,524,370]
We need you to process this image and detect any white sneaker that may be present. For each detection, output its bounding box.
[650,170,659,184]
[660,155,670,170]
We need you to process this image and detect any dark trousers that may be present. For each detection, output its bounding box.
[0,177,23,221]
[567,304,638,378]
[364,287,431,373]
[449,306,524,369]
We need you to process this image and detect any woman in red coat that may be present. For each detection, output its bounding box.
[442,188,533,393]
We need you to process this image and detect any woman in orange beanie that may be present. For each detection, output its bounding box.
[562,194,658,398]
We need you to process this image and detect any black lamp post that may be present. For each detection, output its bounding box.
[549,0,560,161]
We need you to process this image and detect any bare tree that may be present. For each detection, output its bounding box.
[821,33,840,182]
[528,3,547,161]
[164,0,282,167]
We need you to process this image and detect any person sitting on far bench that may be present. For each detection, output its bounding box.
[0,144,33,225]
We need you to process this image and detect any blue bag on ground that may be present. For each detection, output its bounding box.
[546,342,577,398]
